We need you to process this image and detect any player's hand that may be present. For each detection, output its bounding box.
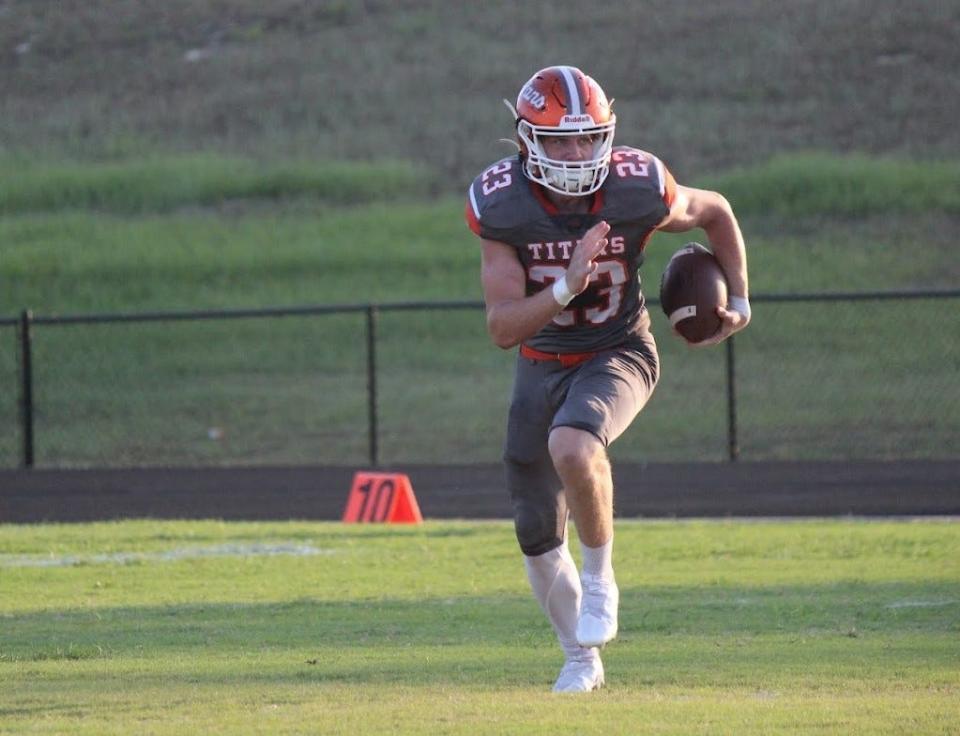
[683,305,750,348]
[565,221,610,294]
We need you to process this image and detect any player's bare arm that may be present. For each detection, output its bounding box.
[659,185,750,346]
[481,220,610,349]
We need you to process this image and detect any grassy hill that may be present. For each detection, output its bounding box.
[2,0,959,189]
[3,0,957,306]
[0,2,957,468]
[1,154,957,318]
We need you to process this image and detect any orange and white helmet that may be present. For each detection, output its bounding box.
[508,65,616,196]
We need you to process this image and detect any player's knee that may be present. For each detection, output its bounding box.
[548,427,604,477]
[513,501,563,557]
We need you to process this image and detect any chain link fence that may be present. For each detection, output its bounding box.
[2,291,957,470]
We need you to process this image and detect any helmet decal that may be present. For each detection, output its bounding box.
[519,83,547,111]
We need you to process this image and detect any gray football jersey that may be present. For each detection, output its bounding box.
[466,146,675,353]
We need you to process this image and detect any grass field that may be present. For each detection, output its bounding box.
[0,518,958,734]
[1,3,957,733]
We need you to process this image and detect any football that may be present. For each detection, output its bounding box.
[659,242,729,343]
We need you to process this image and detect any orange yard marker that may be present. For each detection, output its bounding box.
[342,471,423,524]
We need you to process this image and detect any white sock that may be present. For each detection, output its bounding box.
[524,540,584,659]
[580,537,614,580]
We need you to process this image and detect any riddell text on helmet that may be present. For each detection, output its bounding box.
[560,114,596,126]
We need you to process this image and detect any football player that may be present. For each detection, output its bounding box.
[465,66,750,692]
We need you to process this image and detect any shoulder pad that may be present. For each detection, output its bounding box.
[603,146,676,217]
[465,157,541,239]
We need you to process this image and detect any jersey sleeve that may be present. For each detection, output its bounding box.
[654,157,677,208]
[465,186,483,236]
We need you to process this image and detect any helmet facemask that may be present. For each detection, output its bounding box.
[516,116,616,196]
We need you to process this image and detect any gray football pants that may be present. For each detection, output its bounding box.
[503,333,659,556]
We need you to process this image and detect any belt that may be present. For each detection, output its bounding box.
[520,344,599,368]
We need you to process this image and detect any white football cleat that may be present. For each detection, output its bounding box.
[552,650,605,693]
[576,573,619,648]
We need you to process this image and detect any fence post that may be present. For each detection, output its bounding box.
[17,309,35,468]
[366,305,379,467]
[726,335,739,461]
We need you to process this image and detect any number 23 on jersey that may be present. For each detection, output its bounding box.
[481,160,512,195]
[529,261,628,327]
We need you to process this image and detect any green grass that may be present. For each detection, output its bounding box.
[704,153,960,217]
[1,518,958,734]
[0,199,481,313]
[1,153,955,309]
[0,155,432,215]
[2,152,958,218]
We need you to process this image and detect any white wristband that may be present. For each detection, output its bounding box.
[729,295,751,320]
[551,276,575,306]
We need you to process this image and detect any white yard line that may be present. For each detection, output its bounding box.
[885,599,957,609]
[0,542,334,568]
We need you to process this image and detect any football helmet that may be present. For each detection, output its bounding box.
[508,65,616,196]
